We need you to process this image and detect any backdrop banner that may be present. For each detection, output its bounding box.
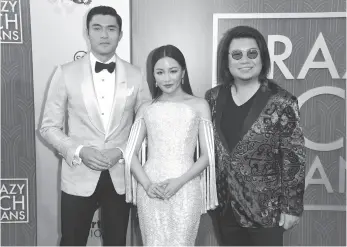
[1,0,37,245]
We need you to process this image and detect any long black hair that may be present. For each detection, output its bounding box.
[149,45,193,100]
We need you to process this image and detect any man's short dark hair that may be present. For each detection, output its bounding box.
[86,6,122,32]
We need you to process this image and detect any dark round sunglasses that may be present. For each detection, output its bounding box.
[229,49,259,60]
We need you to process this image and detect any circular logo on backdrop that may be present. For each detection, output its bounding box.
[74,51,87,61]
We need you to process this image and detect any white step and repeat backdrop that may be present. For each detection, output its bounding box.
[30,0,130,245]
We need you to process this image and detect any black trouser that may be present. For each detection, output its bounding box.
[60,170,130,246]
[215,205,285,246]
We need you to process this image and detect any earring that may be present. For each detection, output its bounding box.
[155,82,158,87]
[181,78,184,85]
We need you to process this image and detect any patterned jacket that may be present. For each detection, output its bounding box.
[205,80,306,227]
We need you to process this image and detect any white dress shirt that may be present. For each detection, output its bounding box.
[89,52,116,130]
[73,53,117,163]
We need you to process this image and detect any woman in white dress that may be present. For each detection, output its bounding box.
[124,45,218,246]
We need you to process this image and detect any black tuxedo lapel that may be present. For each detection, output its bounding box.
[215,84,231,153]
[239,85,273,139]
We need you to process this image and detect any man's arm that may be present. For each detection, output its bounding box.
[113,70,151,161]
[39,66,81,166]
[279,97,306,217]
[205,89,212,107]
[135,71,152,113]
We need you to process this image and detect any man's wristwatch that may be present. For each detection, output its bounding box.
[115,147,124,164]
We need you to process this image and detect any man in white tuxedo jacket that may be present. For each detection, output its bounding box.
[39,6,150,246]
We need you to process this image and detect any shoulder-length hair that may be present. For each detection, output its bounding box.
[149,45,193,100]
[216,25,270,85]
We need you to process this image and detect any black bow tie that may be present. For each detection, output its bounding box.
[95,61,116,73]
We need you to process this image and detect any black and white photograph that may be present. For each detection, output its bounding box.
[1,0,346,246]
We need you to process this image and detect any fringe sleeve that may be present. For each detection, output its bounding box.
[199,118,218,214]
[124,118,144,205]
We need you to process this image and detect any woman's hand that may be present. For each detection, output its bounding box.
[145,183,166,199]
[159,178,184,199]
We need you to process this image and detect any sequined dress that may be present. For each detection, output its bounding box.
[124,102,218,246]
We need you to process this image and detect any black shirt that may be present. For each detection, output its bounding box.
[221,88,258,151]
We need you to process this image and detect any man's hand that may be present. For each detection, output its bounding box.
[101,148,123,169]
[279,213,300,230]
[80,147,111,171]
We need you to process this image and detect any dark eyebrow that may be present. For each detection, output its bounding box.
[107,25,119,28]
[91,24,119,28]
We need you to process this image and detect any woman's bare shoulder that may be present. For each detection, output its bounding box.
[185,96,211,120]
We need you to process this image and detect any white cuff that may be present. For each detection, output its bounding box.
[75,145,84,158]
[71,145,83,166]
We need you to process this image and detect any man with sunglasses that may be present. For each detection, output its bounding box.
[205,26,306,246]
